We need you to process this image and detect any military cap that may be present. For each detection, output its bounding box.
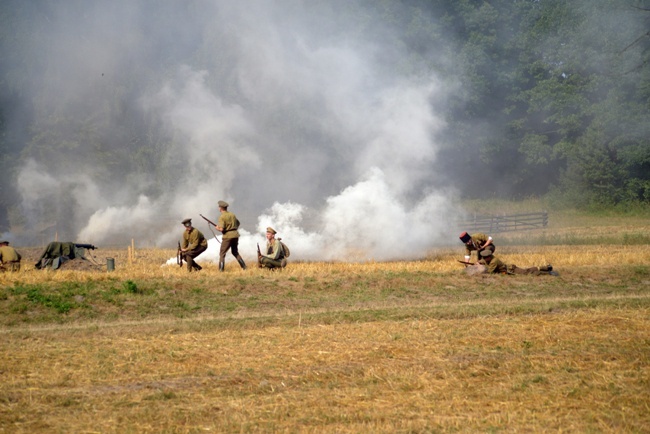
[0,240,8,245]
[218,200,229,208]
[480,249,493,257]
[459,232,471,243]
[266,227,277,235]
[181,218,192,226]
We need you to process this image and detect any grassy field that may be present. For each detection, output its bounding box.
[1,211,649,433]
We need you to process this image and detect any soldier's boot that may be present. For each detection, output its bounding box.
[219,261,225,272]
[193,263,202,271]
[186,259,193,272]
[236,255,247,270]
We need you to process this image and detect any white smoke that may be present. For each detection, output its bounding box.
[241,167,455,263]
[12,2,463,260]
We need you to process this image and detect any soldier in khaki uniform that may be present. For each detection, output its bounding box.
[477,250,556,276]
[0,240,21,272]
[258,227,287,269]
[180,218,208,272]
[459,231,495,263]
[212,200,246,272]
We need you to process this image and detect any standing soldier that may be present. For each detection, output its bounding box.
[212,200,246,271]
[180,219,208,272]
[258,227,287,269]
[0,240,21,272]
[459,231,495,263]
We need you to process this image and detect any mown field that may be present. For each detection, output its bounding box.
[1,212,649,433]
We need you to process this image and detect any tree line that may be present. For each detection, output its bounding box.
[1,0,649,234]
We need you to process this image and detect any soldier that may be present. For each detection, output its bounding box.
[0,240,21,272]
[459,231,495,263]
[212,200,246,271]
[180,218,208,272]
[477,250,556,276]
[258,227,287,269]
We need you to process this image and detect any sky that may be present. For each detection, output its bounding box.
[3,0,467,262]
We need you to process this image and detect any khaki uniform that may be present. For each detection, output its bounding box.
[182,228,208,272]
[259,239,286,269]
[479,255,553,276]
[478,255,507,274]
[217,210,246,270]
[465,232,495,259]
[0,245,22,272]
[217,211,240,239]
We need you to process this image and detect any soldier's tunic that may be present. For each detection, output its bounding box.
[182,228,208,272]
[465,232,495,259]
[260,239,286,269]
[217,211,241,262]
[478,255,507,274]
[0,245,21,272]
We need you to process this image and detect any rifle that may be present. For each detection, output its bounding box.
[200,214,217,227]
[457,260,475,266]
[200,214,221,244]
[177,241,183,267]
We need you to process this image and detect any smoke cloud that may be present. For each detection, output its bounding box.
[5,1,463,261]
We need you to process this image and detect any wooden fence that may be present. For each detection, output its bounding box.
[457,211,548,234]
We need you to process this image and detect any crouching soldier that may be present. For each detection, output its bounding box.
[477,250,557,276]
[180,218,208,272]
[0,240,21,272]
[459,231,495,264]
[258,227,288,269]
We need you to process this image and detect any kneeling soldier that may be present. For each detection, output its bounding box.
[258,227,287,269]
[180,219,208,272]
[0,240,21,272]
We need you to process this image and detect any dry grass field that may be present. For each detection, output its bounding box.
[1,212,649,433]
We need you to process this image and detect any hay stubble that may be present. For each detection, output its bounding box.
[1,228,649,432]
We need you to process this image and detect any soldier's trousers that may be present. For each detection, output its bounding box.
[184,245,207,271]
[0,261,20,272]
[509,265,551,276]
[259,256,286,269]
[219,238,240,262]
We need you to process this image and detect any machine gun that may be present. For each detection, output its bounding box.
[177,241,183,267]
[75,243,97,250]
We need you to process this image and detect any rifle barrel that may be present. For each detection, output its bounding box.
[200,214,217,227]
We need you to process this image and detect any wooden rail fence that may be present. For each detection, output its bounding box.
[457,211,548,234]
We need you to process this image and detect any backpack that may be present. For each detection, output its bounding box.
[279,240,290,258]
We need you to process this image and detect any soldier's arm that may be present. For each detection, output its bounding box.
[215,216,225,232]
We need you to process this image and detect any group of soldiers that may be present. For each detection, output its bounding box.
[459,231,557,276]
[179,200,288,272]
[0,207,558,277]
